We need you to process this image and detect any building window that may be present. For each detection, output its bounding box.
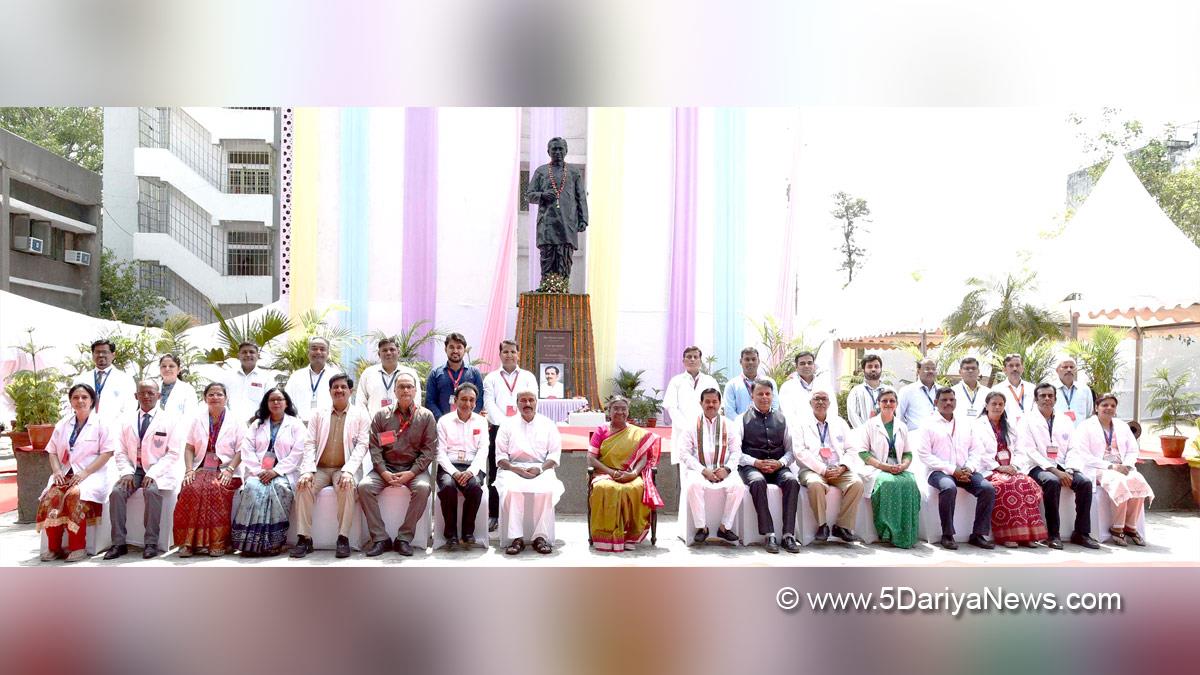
[227,150,272,195]
[226,230,272,276]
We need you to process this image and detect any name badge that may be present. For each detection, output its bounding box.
[1046,445,1058,459]
[966,407,977,417]
[261,454,277,471]
[996,449,1011,464]
[251,381,263,388]
[473,428,481,436]
[819,447,836,466]
[1104,452,1120,464]
[1065,411,1076,422]
[311,395,318,408]
[505,405,516,417]
[869,409,878,418]
[379,430,397,446]
[381,398,393,408]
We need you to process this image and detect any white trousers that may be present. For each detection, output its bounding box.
[685,470,744,530]
[495,469,563,542]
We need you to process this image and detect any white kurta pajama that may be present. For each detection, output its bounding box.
[494,413,564,543]
[678,414,744,531]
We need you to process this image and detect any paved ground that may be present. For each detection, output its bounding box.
[2,509,1197,568]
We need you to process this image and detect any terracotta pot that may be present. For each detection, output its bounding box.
[1160,435,1187,459]
[645,418,657,428]
[27,424,54,450]
[1191,467,1200,508]
[7,430,31,449]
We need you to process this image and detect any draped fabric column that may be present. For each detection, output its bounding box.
[338,108,370,366]
[526,108,567,291]
[366,108,406,336]
[477,111,524,372]
[664,107,698,386]
[712,109,746,378]
[585,108,626,398]
[287,108,321,320]
[402,108,439,363]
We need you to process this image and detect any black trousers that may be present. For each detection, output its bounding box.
[738,464,800,537]
[488,424,499,518]
[436,463,485,538]
[1029,467,1093,538]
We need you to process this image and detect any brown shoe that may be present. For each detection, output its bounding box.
[1108,528,1127,547]
[532,537,553,554]
[1124,528,1146,547]
[209,547,227,557]
[505,538,525,555]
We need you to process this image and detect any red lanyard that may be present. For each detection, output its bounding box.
[500,369,518,395]
[448,367,466,389]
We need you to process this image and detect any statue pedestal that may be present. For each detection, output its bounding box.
[515,293,601,409]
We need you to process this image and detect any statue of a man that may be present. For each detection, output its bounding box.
[526,137,588,293]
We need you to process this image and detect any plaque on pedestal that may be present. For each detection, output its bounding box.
[515,293,600,409]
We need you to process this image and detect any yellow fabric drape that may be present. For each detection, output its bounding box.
[288,107,320,321]
[585,108,625,400]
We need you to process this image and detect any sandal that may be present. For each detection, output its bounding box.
[505,538,525,556]
[1124,528,1146,547]
[532,537,553,555]
[1108,528,1127,547]
[178,546,194,558]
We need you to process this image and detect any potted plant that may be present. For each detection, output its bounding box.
[4,329,63,449]
[1145,367,1199,459]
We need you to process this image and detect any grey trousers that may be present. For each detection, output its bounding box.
[357,469,432,543]
[109,468,164,547]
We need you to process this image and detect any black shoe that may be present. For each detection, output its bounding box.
[335,536,351,559]
[1070,532,1100,549]
[693,528,709,545]
[462,534,476,548]
[940,534,959,550]
[764,535,780,554]
[814,525,830,542]
[832,525,861,543]
[395,539,414,557]
[782,535,801,554]
[968,534,996,550]
[142,545,159,559]
[103,545,127,560]
[290,536,314,559]
[1045,537,1063,550]
[365,540,391,557]
[717,527,739,543]
[488,517,499,533]
[444,535,459,549]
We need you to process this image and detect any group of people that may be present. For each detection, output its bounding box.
[666,347,1153,552]
[37,335,565,561]
[34,335,1156,562]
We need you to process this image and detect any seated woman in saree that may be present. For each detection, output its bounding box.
[976,392,1047,548]
[38,384,117,562]
[854,386,921,549]
[586,396,663,552]
[174,382,245,557]
[1065,393,1154,546]
[232,387,307,556]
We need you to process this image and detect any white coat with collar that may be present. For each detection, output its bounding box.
[42,413,118,503]
[240,414,307,487]
[158,378,198,420]
[114,407,183,490]
[1015,410,1075,473]
[793,414,861,475]
[973,415,1024,474]
[183,409,246,472]
[853,415,918,495]
[301,405,372,479]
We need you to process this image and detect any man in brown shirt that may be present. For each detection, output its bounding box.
[292,374,372,559]
[358,373,437,556]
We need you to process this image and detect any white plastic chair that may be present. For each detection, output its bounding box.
[286,485,364,551]
[797,485,878,545]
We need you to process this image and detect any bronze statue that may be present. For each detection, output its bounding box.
[526,137,588,293]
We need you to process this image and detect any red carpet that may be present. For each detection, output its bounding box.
[0,475,16,514]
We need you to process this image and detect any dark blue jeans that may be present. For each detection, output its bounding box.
[1029,467,1092,538]
[927,470,995,537]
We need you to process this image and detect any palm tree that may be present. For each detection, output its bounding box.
[203,303,294,365]
[944,272,1064,351]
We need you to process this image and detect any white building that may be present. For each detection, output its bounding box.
[103,107,281,321]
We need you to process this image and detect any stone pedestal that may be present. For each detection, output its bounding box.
[15,446,51,524]
[515,293,601,409]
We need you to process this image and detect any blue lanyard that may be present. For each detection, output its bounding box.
[1047,414,1054,439]
[962,384,979,406]
[380,368,399,394]
[921,386,935,407]
[267,420,282,454]
[817,421,829,445]
[93,370,110,405]
[309,368,326,396]
[68,416,87,451]
[1103,423,1115,451]
[866,386,880,408]
[1061,385,1075,407]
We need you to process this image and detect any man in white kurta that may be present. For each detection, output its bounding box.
[846,354,888,429]
[678,387,743,544]
[951,357,990,421]
[495,390,564,554]
[71,338,137,421]
[997,353,1036,423]
[354,337,422,416]
[778,350,839,427]
[222,342,276,424]
[482,340,539,531]
[794,389,863,542]
[662,346,720,465]
[284,337,344,424]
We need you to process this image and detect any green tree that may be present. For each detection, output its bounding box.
[0,107,103,172]
[1069,108,1200,246]
[96,248,167,326]
[831,191,870,287]
[944,272,1063,357]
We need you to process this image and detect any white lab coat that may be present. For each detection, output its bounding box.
[42,413,118,503]
[240,414,307,487]
[114,407,183,490]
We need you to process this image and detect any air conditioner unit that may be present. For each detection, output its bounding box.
[65,249,92,266]
[14,236,44,254]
